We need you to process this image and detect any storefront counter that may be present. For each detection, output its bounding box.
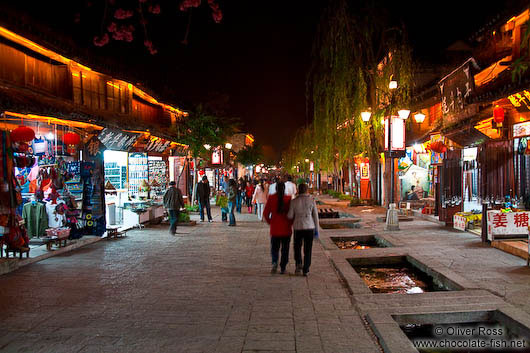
[486,210,529,241]
[122,200,165,228]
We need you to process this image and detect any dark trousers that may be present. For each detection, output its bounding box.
[168,209,180,234]
[293,229,314,273]
[236,193,243,213]
[199,200,212,221]
[270,236,291,270]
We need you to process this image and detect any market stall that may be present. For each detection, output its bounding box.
[1,112,106,256]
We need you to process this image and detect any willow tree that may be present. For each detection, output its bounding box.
[350,0,413,204]
[306,0,356,188]
[306,0,413,201]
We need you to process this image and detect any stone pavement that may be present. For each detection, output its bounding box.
[0,207,382,353]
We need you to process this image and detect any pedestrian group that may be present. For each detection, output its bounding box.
[164,174,319,276]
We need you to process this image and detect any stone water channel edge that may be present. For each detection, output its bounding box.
[316,195,530,352]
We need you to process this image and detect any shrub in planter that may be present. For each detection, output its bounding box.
[338,194,353,201]
[349,198,363,206]
[327,190,340,198]
[178,212,191,223]
[186,204,199,212]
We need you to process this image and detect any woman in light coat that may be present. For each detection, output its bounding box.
[287,183,319,276]
[252,179,268,221]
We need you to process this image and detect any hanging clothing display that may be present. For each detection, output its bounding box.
[46,201,66,228]
[22,201,48,238]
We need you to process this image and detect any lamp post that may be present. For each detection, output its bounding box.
[361,79,409,231]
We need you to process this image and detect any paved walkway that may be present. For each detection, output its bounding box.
[0,207,381,353]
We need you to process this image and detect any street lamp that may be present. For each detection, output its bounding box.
[361,110,372,122]
[225,143,232,149]
[413,113,426,123]
[398,109,410,120]
[389,77,398,90]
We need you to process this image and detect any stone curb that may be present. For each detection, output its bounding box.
[0,236,102,276]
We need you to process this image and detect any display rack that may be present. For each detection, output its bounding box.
[128,153,148,198]
[148,160,168,197]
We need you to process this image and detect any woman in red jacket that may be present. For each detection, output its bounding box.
[263,182,292,274]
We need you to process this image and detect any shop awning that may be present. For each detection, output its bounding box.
[444,126,490,147]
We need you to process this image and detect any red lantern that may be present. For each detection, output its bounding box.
[493,105,504,123]
[63,132,81,145]
[63,132,81,155]
[493,105,504,127]
[11,126,35,143]
[430,141,447,153]
[199,170,205,176]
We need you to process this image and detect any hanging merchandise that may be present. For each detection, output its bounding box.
[32,137,48,156]
[22,200,48,238]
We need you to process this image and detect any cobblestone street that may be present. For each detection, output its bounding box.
[0,207,381,353]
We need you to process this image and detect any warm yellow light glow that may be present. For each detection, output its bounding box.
[414,113,426,123]
[0,25,187,119]
[106,81,120,89]
[225,143,232,149]
[305,159,309,162]
[203,144,211,150]
[398,109,410,119]
[389,80,398,90]
[361,111,372,122]
[4,111,103,130]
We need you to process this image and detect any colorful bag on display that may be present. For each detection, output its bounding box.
[32,138,48,156]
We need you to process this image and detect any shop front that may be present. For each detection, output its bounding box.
[1,111,107,253]
[101,130,183,229]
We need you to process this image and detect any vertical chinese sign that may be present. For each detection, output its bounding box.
[439,58,479,126]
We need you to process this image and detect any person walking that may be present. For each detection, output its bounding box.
[197,175,213,222]
[245,181,255,213]
[263,182,292,274]
[268,176,278,195]
[221,175,229,222]
[227,178,237,226]
[163,181,185,235]
[284,175,297,199]
[287,183,319,276]
[236,177,245,213]
[252,179,268,221]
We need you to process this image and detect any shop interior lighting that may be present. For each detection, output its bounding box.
[414,113,426,123]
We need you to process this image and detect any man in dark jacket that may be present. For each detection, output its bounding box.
[163,181,185,235]
[197,176,213,222]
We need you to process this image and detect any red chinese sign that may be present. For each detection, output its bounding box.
[487,211,530,240]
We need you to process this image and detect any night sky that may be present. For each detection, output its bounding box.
[1,0,524,160]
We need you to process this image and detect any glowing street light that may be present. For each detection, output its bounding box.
[225,143,232,149]
[414,113,426,123]
[361,111,372,122]
[398,109,410,120]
